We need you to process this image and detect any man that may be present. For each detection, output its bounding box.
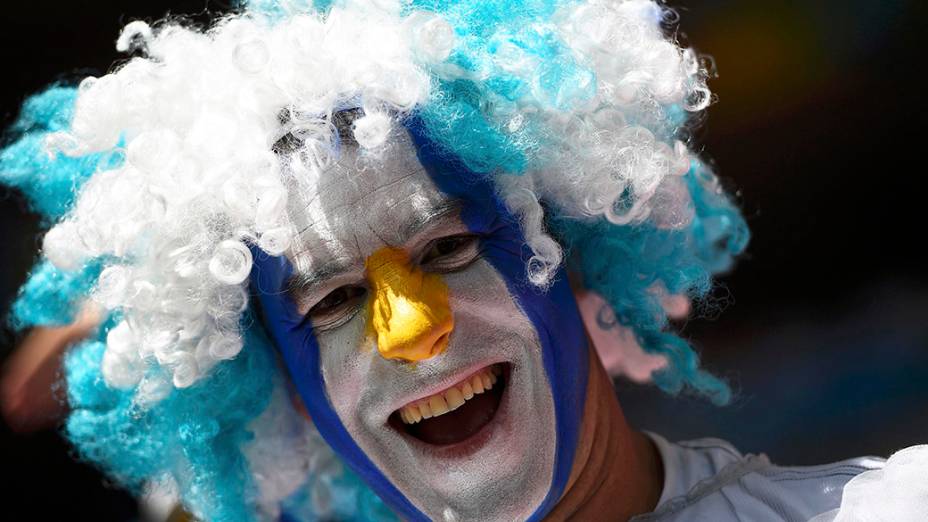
[0,0,905,521]
[248,113,881,521]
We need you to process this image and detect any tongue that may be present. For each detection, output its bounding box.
[406,383,502,445]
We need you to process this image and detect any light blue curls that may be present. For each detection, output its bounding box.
[281,466,398,522]
[1,84,123,332]
[240,0,320,20]
[550,162,748,405]
[411,0,596,175]
[687,160,750,274]
[416,79,529,175]
[65,318,278,522]
[9,260,102,330]
[0,85,122,221]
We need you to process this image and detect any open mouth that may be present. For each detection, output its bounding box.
[389,363,509,446]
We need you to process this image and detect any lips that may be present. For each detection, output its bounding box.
[390,363,507,446]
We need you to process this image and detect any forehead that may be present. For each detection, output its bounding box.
[284,131,454,272]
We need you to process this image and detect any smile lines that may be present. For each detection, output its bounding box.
[399,364,502,424]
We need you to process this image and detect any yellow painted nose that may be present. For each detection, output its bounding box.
[365,247,453,362]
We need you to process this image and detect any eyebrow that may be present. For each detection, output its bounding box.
[285,198,465,300]
[399,199,463,244]
[285,258,358,305]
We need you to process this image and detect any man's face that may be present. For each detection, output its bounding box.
[252,126,588,521]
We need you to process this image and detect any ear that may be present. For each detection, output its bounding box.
[572,288,670,383]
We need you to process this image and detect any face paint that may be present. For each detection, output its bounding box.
[252,124,588,521]
[406,121,590,520]
[365,246,453,362]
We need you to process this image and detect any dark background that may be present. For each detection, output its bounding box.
[1,1,925,519]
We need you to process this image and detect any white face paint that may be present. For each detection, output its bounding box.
[283,131,557,521]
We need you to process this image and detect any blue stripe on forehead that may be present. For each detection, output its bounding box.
[251,119,588,521]
[406,118,589,521]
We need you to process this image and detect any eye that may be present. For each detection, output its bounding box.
[308,285,367,330]
[419,234,480,272]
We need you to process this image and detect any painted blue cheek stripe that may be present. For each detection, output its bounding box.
[249,249,430,521]
[406,119,589,522]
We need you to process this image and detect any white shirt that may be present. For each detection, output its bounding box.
[631,433,884,522]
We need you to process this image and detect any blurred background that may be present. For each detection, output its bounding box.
[0,0,924,519]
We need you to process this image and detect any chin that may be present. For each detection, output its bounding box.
[332,335,558,521]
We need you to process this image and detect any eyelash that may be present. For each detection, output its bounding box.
[417,234,481,272]
[307,285,366,331]
[307,234,482,331]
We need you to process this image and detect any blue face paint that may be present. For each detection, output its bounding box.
[406,120,589,521]
[250,250,429,520]
[250,119,589,521]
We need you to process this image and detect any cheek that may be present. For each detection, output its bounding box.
[445,260,539,342]
[315,316,375,417]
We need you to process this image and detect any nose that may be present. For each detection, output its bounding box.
[365,247,453,362]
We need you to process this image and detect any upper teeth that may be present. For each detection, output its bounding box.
[399,365,502,424]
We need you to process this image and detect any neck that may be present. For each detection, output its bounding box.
[544,346,664,521]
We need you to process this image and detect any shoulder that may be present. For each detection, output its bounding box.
[632,432,884,522]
